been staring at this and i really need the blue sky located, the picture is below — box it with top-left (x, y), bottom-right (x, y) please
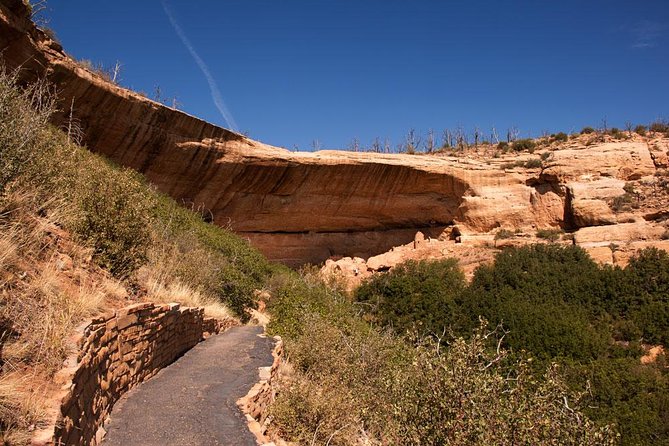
top-left (47, 0), bottom-right (668, 150)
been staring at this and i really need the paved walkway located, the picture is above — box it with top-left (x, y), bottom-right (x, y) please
top-left (103, 325), bottom-right (274, 446)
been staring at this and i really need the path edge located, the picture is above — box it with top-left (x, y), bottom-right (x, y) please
top-left (237, 334), bottom-right (294, 446)
top-left (32, 302), bottom-right (234, 446)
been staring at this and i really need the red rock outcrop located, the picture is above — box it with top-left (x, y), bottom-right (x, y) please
top-left (1, 1), bottom-right (667, 269)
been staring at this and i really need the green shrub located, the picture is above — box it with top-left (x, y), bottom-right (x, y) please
top-left (74, 173), bottom-right (151, 278)
top-left (622, 248), bottom-right (669, 345)
top-left (344, 243), bottom-right (669, 444)
top-left (269, 272), bottom-right (617, 445)
top-left (494, 228), bottom-right (515, 240)
top-left (500, 160), bottom-right (525, 170)
top-left (634, 125), bottom-right (647, 136)
top-left (512, 138), bottom-right (536, 152)
top-left (524, 158), bottom-right (543, 168)
top-left (536, 228), bottom-right (563, 241)
top-left (388, 328), bottom-right (618, 446)
top-left (268, 268), bottom-right (354, 340)
top-left (0, 69), bottom-right (55, 189)
top-left (581, 126), bottom-right (596, 134)
top-left (650, 121), bottom-right (669, 134)
top-left (565, 357), bottom-right (669, 446)
top-left (461, 245), bottom-right (611, 361)
top-left (497, 141), bottom-right (509, 151)
top-left (553, 132), bottom-right (569, 142)
top-left (611, 193), bottom-right (635, 212)
top-left (143, 192), bottom-right (273, 320)
top-left (610, 128), bottom-right (624, 139)
top-left (355, 259), bottom-right (466, 337)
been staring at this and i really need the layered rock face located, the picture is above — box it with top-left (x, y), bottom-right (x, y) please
top-left (0, 1), bottom-right (554, 265)
top-left (1, 1), bottom-right (667, 269)
top-left (325, 135), bottom-right (669, 288)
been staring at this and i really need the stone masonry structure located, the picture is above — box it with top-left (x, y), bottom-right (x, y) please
top-left (33, 302), bottom-right (225, 446)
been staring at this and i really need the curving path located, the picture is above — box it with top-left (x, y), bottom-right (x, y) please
top-left (102, 325), bottom-right (274, 446)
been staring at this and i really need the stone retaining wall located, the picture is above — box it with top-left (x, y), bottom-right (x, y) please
top-left (237, 337), bottom-right (289, 446)
top-left (35, 302), bottom-right (227, 446)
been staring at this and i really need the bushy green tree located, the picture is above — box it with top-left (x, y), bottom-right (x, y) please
top-left (566, 357), bottom-right (669, 446)
top-left (621, 248), bottom-right (669, 345)
top-left (512, 138), bottom-right (536, 152)
top-left (460, 245), bottom-right (611, 360)
top-left (356, 259), bottom-right (466, 336)
top-left (270, 272), bottom-right (617, 445)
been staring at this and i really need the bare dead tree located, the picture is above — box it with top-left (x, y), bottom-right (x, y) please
top-left (425, 129), bottom-right (435, 153)
top-left (404, 129), bottom-right (421, 154)
top-left (507, 126), bottom-right (519, 143)
top-left (625, 121), bottom-right (633, 136)
top-left (29, 0), bottom-right (48, 17)
top-left (384, 137), bottom-right (391, 153)
top-left (491, 126), bottom-right (500, 144)
top-left (601, 116), bottom-right (608, 133)
top-left (65, 97), bottom-right (84, 145)
top-left (441, 129), bottom-right (448, 148)
top-left (66, 96), bottom-right (74, 143)
top-left (473, 126), bottom-right (481, 148)
top-left (30, 0), bottom-right (50, 27)
top-left (455, 126), bottom-right (467, 150)
top-left (348, 137), bottom-right (360, 152)
top-left (311, 139), bottom-right (322, 151)
top-left (153, 85), bottom-right (162, 103)
top-left (371, 137), bottom-right (382, 153)
top-left (111, 61), bottom-right (122, 84)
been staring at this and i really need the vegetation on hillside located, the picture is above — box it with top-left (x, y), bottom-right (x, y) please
top-left (0, 66), bottom-right (274, 443)
top-left (267, 268), bottom-right (618, 445)
top-left (355, 245), bottom-right (669, 445)
top-left (335, 118), bottom-right (669, 154)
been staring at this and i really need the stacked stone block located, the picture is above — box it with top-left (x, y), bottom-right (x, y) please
top-left (51, 302), bottom-right (222, 446)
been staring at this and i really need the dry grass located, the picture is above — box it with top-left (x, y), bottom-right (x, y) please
top-left (0, 231), bottom-right (18, 274)
top-left (0, 374), bottom-right (45, 445)
top-left (1, 194), bottom-right (109, 371)
top-left (0, 191), bottom-right (117, 442)
top-left (138, 238), bottom-right (235, 321)
top-left (0, 64), bottom-right (259, 443)
top-left (0, 195), bottom-right (231, 439)
top-left (143, 275), bottom-right (233, 321)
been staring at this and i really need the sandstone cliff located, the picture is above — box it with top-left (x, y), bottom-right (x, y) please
top-left (1, 0), bottom-right (668, 270)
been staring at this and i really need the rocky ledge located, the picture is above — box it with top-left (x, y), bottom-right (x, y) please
top-left (1, 0), bottom-right (667, 270)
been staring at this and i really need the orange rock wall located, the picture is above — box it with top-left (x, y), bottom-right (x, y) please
top-left (0, 1), bottom-right (578, 266)
top-left (0, 2), bottom-right (549, 266)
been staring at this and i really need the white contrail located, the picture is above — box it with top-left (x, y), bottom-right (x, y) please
top-left (161, 0), bottom-right (239, 132)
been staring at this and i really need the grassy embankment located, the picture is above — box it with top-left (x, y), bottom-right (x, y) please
top-left (0, 67), bottom-right (282, 444)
